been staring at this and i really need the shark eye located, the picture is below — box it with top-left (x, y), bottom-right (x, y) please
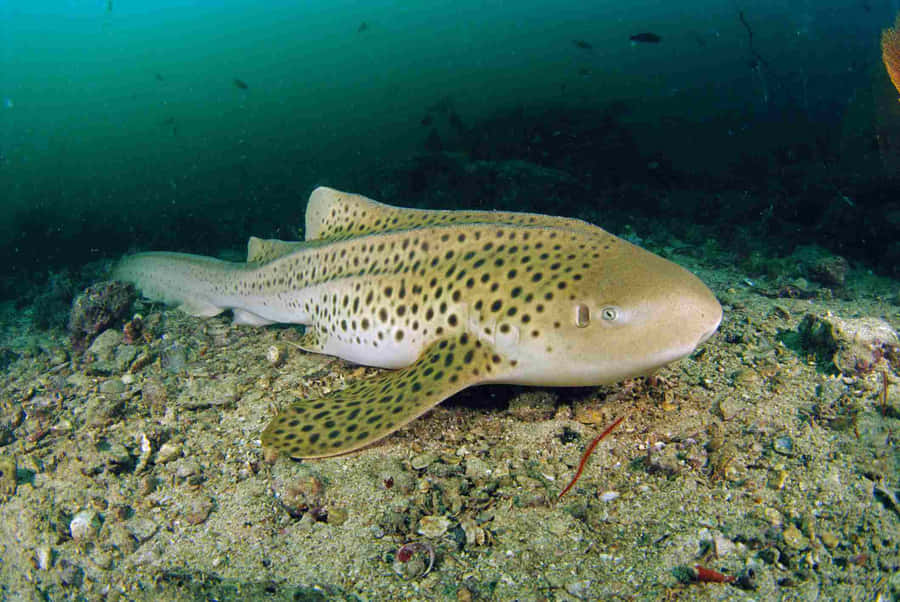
top-left (600, 306), bottom-right (619, 321)
top-left (574, 304), bottom-right (590, 328)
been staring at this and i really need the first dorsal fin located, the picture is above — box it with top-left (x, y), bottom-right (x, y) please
top-left (304, 186), bottom-right (607, 241)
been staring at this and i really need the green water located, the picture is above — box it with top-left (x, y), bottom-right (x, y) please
top-left (0, 0), bottom-right (896, 288)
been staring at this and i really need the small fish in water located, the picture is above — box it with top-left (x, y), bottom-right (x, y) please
top-left (448, 111), bottom-right (465, 135)
top-left (107, 0), bottom-right (113, 13)
top-left (420, 114), bottom-right (433, 127)
top-left (573, 39), bottom-right (593, 50)
top-left (357, 22), bottom-right (368, 33)
top-left (426, 96), bottom-right (454, 114)
top-left (233, 78), bottom-right (249, 90)
top-left (159, 117), bottom-right (177, 137)
top-left (424, 128), bottom-right (442, 153)
top-left (154, 72), bottom-right (165, 82)
top-left (630, 32), bottom-right (662, 44)
top-left (114, 187), bottom-right (722, 459)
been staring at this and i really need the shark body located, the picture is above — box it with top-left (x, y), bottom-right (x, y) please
top-left (114, 187), bottom-right (722, 458)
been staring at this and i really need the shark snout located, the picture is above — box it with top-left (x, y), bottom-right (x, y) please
top-left (679, 278), bottom-right (723, 352)
top-left (697, 314), bottom-right (722, 346)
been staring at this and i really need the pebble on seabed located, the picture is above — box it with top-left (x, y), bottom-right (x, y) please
top-left (70, 510), bottom-right (101, 542)
top-left (773, 435), bottom-right (794, 456)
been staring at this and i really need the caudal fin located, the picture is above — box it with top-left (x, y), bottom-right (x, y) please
top-left (112, 252), bottom-right (239, 317)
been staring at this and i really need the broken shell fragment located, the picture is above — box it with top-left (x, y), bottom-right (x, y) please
top-left (393, 541), bottom-right (435, 579)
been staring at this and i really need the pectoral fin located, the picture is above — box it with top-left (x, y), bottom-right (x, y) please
top-left (262, 333), bottom-right (504, 459)
top-left (232, 309), bottom-right (276, 326)
top-left (177, 299), bottom-right (225, 317)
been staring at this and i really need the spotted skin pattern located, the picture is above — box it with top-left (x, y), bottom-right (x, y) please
top-left (114, 187), bottom-right (722, 459)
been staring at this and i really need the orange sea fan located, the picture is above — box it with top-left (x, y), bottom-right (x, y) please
top-left (883, 13), bottom-right (900, 97)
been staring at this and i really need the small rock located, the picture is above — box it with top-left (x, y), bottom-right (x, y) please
top-left (820, 531), bottom-right (839, 549)
top-left (460, 516), bottom-right (486, 546)
top-left (730, 369), bottom-right (759, 388)
top-left (764, 507), bottom-right (783, 527)
top-left (107, 524), bottom-right (138, 555)
top-left (100, 441), bottom-right (134, 474)
top-left (135, 432), bottom-right (153, 473)
top-left (70, 510), bottom-right (101, 542)
top-left (378, 510), bottom-right (409, 534)
top-left (69, 281), bottom-right (135, 351)
top-left (714, 535), bottom-right (737, 557)
top-left (598, 491), bottom-right (619, 502)
top-left (88, 329), bottom-right (123, 358)
top-left (84, 395), bottom-right (126, 428)
top-left (327, 506), bottom-right (349, 526)
top-left (57, 558), bottom-right (83, 587)
top-left (464, 457), bottom-right (491, 482)
top-left (810, 255), bottom-right (849, 287)
top-left (410, 452), bottom-right (437, 470)
top-left (34, 545), bottom-right (52, 570)
top-left (783, 524), bottom-right (809, 550)
top-left (0, 455), bottom-right (16, 498)
top-left (184, 497), bottom-right (214, 525)
top-left (717, 395), bottom-right (747, 421)
top-left (176, 378), bottom-right (240, 409)
top-left (99, 379), bottom-right (126, 396)
top-left (767, 469), bottom-right (788, 490)
top-left (418, 515), bottom-right (452, 538)
top-left (161, 343), bottom-right (188, 373)
top-left (773, 436), bottom-right (794, 456)
top-left (139, 475), bottom-right (157, 496)
top-left (156, 442), bottom-right (182, 464)
top-left (90, 549), bottom-right (113, 570)
top-left (129, 350), bottom-right (153, 373)
top-left (174, 459), bottom-right (202, 479)
top-left (800, 313), bottom-right (899, 375)
top-left (566, 579), bottom-right (592, 599)
top-left (141, 378), bottom-right (169, 410)
top-left (545, 515), bottom-right (571, 537)
top-left (266, 345), bottom-right (285, 367)
top-left (113, 345), bottom-right (139, 373)
top-left (270, 463), bottom-right (325, 518)
top-left (127, 518), bottom-right (159, 543)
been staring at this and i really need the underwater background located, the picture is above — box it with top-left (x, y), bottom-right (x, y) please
top-left (2, 0), bottom-right (900, 299)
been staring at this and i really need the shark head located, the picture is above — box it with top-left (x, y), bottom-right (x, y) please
top-left (497, 237), bottom-right (722, 387)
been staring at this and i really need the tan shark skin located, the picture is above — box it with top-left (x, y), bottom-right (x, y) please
top-left (113, 187), bottom-right (722, 458)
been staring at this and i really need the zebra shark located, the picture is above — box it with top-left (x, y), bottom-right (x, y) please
top-left (113, 187), bottom-right (722, 458)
